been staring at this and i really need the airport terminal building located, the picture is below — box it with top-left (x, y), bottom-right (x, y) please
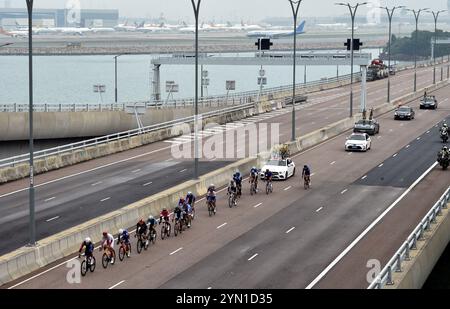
top-left (0, 8), bottom-right (119, 28)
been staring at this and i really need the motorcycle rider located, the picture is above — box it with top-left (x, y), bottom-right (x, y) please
top-left (440, 123), bottom-right (449, 141)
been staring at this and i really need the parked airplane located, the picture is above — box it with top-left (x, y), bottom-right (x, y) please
top-left (114, 21), bottom-right (137, 32)
top-left (0, 27), bottom-right (27, 38)
top-left (247, 20), bottom-right (306, 38)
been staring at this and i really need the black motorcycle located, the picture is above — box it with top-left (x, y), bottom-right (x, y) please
top-left (437, 151), bottom-right (449, 170)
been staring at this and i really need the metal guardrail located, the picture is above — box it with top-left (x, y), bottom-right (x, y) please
top-left (0, 72), bottom-right (359, 112)
top-left (0, 102), bottom-right (256, 169)
top-left (368, 186), bottom-right (450, 289)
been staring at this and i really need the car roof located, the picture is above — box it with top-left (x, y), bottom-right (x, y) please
top-left (398, 106), bottom-right (412, 109)
top-left (350, 133), bottom-right (366, 137)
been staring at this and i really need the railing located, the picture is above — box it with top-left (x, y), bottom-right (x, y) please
top-left (368, 186), bottom-right (450, 289)
top-left (0, 72), bottom-right (359, 113)
top-left (0, 102), bottom-right (255, 169)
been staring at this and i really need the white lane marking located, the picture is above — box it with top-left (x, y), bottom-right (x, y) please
top-left (169, 247), bottom-right (183, 256)
top-left (378, 163), bottom-right (384, 168)
top-left (348, 152), bottom-right (352, 155)
top-left (132, 169), bottom-right (141, 173)
top-left (143, 181), bottom-right (153, 186)
top-left (217, 222), bottom-right (227, 229)
top-left (284, 186), bottom-right (292, 191)
top-left (248, 253), bottom-right (258, 261)
top-left (341, 189), bottom-right (348, 195)
top-left (0, 145), bottom-right (173, 200)
top-left (306, 161), bottom-right (438, 289)
top-left (207, 287), bottom-right (212, 289)
top-left (427, 131), bottom-right (430, 134)
top-left (393, 153), bottom-right (398, 157)
top-left (253, 203), bottom-right (262, 208)
top-left (165, 158), bottom-right (173, 162)
top-left (405, 145), bottom-right (410, 149)
top-left (179, 169), bottom-right (187, 173)
top-left (91, 181), bottom-right (102, 186)
top-left (400, 123), bottom-right (404, 127)
top-left (44, 197), bottom-right (55, 202)
top-left (389, 129), bottom-right (393, 132)
top-left (46, 216), bottom-right (59, 222)
top-left (108, 280), bottom-right (125, 289)
top-left (330, 161), bottom-right (336, 165)
top-left (286, 227), bottom-right (295, 234)
top-left (417, 137), bottom-right (421, 140)
top-left (361, 175), bottom-right (367, 180)
top-left (100, 197), bottom-right (111, 202)
top-left (377, 136), bottom-right (381, 139)
top-left (316, 207), bottom-right (323, 213)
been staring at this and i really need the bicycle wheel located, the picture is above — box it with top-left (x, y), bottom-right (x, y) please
top-left (101, 253), bottom-right (109, 269)
top-left (174, 222), bottom-right (179, 236)
top-left (89, 256), bottom-right (96, 273)
top-left (228, 195), bottom-right (233, 208)
top-left (144, 238), bottom-right (149, 250)
top-left (136, 239), bottom-right (143, 254)
top-left (250, 183), bottom-right (254, 195)
top-left (208, 203), bottom-right (213, 217)
top-left (80, 260), bottom-right (87, 276)
top-left (119, 246), bottom-right (125, 261)
top-left (161, 225), bottom-right (166, 240)
top-left (151, 230), bottom-right (157, 244)
top-left (167, 223), bottom-right (171, 237)
top-left (191, 208), bottom-right (196, 220)
top-left (266, 183), bottom-right (269, 195)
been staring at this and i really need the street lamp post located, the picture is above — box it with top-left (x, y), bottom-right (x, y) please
top-left (113, 53), bottom-right (128, 103)
top-left (191, 0), bottom-right (201, 179)
top-left (26, 0), bottom-right (36, 246)
top-left (380, 5), bottom-right (404, 103)
top-left (336, 2), bottom-right (367, 118)
top-left (429, 10), bottom-right (446, 85)
top-left (406, 8), bottom-right (429, 92)
top-left (288, 0), bottom-right (303, 142)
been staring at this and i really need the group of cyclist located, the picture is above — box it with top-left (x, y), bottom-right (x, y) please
top-left (78, 162), bottom-right (312, 267)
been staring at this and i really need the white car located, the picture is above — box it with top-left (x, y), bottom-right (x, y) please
top-left (345, 133), bottom-right (372, 152)
top-left (259, 158), bottom-right (296, 180)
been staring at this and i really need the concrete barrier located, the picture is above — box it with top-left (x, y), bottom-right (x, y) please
top-left (386, 203), bottom-right (450, 289)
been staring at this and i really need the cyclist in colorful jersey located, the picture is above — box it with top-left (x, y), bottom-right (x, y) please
top-left (100, 231), bottom-right (115, 264)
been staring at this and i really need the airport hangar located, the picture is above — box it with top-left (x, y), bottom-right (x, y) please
top-left (0, 8), bottom-right (118, 28)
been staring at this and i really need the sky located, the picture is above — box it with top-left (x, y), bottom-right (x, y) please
top-left (3, 0), bottom-right (448, 21)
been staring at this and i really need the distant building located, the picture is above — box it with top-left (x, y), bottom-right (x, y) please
top-left (0, 8), bottom-right (118, 28)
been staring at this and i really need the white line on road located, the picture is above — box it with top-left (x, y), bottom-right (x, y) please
top-left (44, 197), bottom-right (55, 202)
top-left (100, 197), bottom-right (111, 202)
top-left (108, 280), bottom-right (125, 289)
top-left (316, 207), bottom-right (323, 213)
top-left (143, 182), bottom-right (153, 186)
top-left (341, 189), bottom-right (348, 195)
top-left (378, 163), bottom-right (384, 168)
top-left (217, 223), bottom-right (228, 229)
top-left (427, 131), bottom-right (430, 134)
top-left (311, 173), bottom-right (316, 176)
top-left (286, 227), bottom-right (295, 234)
top-left (131, 169), bottom-right (141, 173)
top-left (348, 152), bottom-right (352, 155)
top-left (361, 175), bottom-right (367, 180)
top-left (179, 169), bottom-right (187, 173)
top-left (417, 137), bottom-right (421, 140)
top-left (91, 181), bottom-right (102, 186)
top-left (46, 216), bottom-right (59, 222)
top-left (248, 253), bottom-right (258, 261)
top-left (170, 247), bottom-right (183, 256)
top-left (405, 145), bottom-right (410, 149)
top-left (253, 203), bottom-right (262, 208)
top-left (207, 287), bottom-right (212, 289)
top-left (306, 161), bottom-right (438, 289)
top-left (284, 186), bottom-right (292, 191)
top-left (330, 161), bottom-right (336, 165)
top-left (377, 136), bottom-right (381, 139)
top-left (393, 153), bottom-right (398, 157)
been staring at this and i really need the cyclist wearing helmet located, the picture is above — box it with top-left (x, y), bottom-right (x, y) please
top-left (173, 203), bottom-right (184, 223)
top-left (117, 229), bottom-right (131, 257)
top-left (228, 179), bottom-right (237, 195)
top-left (182, 203), bottom-right (193, 228)
top-left (186, 191), bottom-right (196, 208)
top-left (302, 165), bottom-right (311, 186)
top-left (160, 208), bottom-right (170, 224)
top-left (100, 231), bottom-right (115, 264)
top-left (264, 169), bottom-right (273, 182)
top-left (233, 171), bottom-right (242, 196)
top-left (147, 215), bottom-right (158, 236)
top-left (78, 237), bottom-right (94, 259)
top-left (135, 218), bottom-right (148, 240)
top-left (207, 184), bottom-right (216, 213)
top-left (249, 166), bottom-right (259, 191)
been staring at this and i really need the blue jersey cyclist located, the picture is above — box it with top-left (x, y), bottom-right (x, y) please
top-left (78, 237), bottom-right (94, 258)
top-left (264, 169), bottom-right (273, 181)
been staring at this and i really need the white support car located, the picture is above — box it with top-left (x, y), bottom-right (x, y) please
top-left (345, 133), bottom-right (372, 152)
top-left (260, 158), bottom-right (296, 180)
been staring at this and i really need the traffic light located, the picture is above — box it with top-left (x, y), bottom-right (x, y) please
top-left (353, 38), bottom-right (363, 51)
top-left (255, 38), bottom-right (273, 50)
top-left (344, 38), bottom-right (363, 51)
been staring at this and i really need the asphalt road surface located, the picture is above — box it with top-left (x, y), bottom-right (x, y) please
top-left (0, 62), bottom-right (446, 256)
top-left (5, 75), bottom-right (450, 289)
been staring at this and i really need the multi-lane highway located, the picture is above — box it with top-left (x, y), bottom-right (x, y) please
top-left (4, 63), bottom-right (450, 289)
top-left (0, 62), bottom-right (447, 256)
